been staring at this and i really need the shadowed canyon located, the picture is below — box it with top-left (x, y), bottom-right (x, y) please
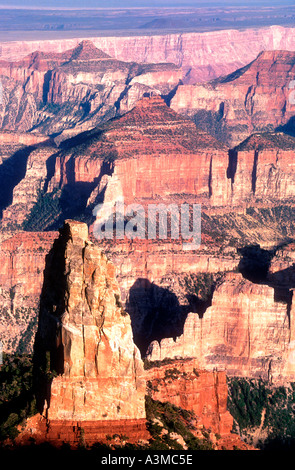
top-left (1, 22), bottom-right (295, 452)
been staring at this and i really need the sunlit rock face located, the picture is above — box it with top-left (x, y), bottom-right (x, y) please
top-left (171, 51), bottom-right (295, 147)
top-left (147, 271), bottom-right (295, 384)
top-left (34, 219), bottom-right (146, 422)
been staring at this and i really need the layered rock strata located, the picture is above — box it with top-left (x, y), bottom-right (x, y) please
top-left (47, 95), bottom-right (231, 210)
top-left (34, 220), bottom-right (146, 423)
top-left (0, 40), bottom-right (182, 136)
top-left (147, 272), bottom-right (295, 383)
top-left (1, 25), bottom-right (295, 83)
top-left (0, 231), bottom-right (57, 353)
top-left (3, 96), bottom-right (295, 240)
top-left (171, 50), bottom-right (295, 147)
top-left (147, 359), bottom-right (233, 436)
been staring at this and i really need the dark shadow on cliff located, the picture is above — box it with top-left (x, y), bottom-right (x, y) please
top-left (0, 139), bottom-right (56, 221)
top-left (32, 225), bottom-right (70, 415)
top-left (238, 244), bottom-right (295, 329)
top-left (268, 264), bottom-right (295, 289)
top-left (161, 81), bottom-right (182, 107)
top-left (0, 146), bottom-right (35, 219)
top-left (276, 116), bottom-right (295, 137)
top-left (43, 158), bottom-right (114, 231)
top-left (125, 278), bottom-right (213, 357)
top-left (238, 244), bottom-right (275, 283)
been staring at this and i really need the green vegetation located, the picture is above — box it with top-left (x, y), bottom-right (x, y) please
top-left (164, 368), bottom-right (181, 381)
top-left (143, 357), bottom-right (192, 370)
top-left (227, 378), bottom-right (268, 430)
top-left (16, 313), bottom-right (38, 355)
top-left (45, 103), bottom-right (63, 114)
top-left (235, 132), bottom-right (295, 152)
top-left (227, 377), bottom-right (295, 450)
top-left (181, 272), bottom-right (219, 302)
top-left (145, 396), bottom-right (213, 450)
top-left (23, 189), bottom-right (61, 231)
top-left (201, 204), bottom-right (295, 248)
top-left (0, 354), bottom-right (36, 442)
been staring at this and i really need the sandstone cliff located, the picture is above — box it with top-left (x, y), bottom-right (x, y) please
top-left (0, 40), bottom-right (182, 137)
top-left (171, 50), bottom-right (295, 147)
top-left (1, 25), bottom-right (295, 84)
top-left (0, 231), bottom-right (57, 354)
top-left (46, 95), bottom-right (230, 213)
top-left (147, 271), bottom-right (295, 383)
top-left (146, 359), bottom-right (233, 436)
top-left (229, 133), bottom-right (295, 205)
top-left (15, 221), bottom-right (243, 449)
top-left (2, 97), bottom-right (295, 364)
top-left (34, 219), bottom-right (146, 422)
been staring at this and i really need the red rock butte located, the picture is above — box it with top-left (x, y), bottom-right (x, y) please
top-left (22, 219), bottom-right (148, 446)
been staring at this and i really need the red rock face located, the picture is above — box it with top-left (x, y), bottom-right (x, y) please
top-left (147, 272), bottom-right (295, 383)
top-left (34, 220), bottom-right (146, 422)
top-left (171, 50), bottom-right (295, 147)
top-left (230, 134), bottom-right (295, 205)
top-left (47, 96), bottom-right (295, 215)
top-left (1, 25), bottom-right (295, 83)
top-left (147, 359), bottom-right (233, 435)
top-left (48, 96), bottom-right (230, 208)
top-left (16, 414), bottom-right (150, 448)
top-left (0, 231), bottom-right (57, 353)
top-left (0, 131), bottom-right (49, 147)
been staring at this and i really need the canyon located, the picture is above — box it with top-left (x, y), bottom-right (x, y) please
top-left (1, 93), bottom-right (295, 365)
top-left (0, 40), bottom-right (181, 138)
top-left (1, 25), bottom-right (295, 84)
top-left (1, 26), bottom-right (295, 450)
top-left (15, 220), bottom-right (248, 450)
top-left (171, 50), bottom-right (295, 147)
top-left (147, 270), bottom-right (295, 383)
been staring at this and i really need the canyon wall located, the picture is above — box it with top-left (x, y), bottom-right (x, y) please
top-left (0, 41), bottom-right (182, 136)
top-left (2, 96), bottom-right (295, 360)
top-left (16, 221), bottom-right (243, 449)
top-left (1, 25), bottom-right (295, 83)
top-left (47, 96), bottom-right (231, 210)
top-left (171, 50), bottom-right (295, 147)
top-left (0, 231), bottom-right (57, 353)
top-left (45, 97), bottom-right (295, 215)
top-left (147, 359), bottom-right (233, 436)
top-left (147, 271), bottom-right (295, 383)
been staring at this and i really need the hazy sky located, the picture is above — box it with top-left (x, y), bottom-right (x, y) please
top-left (0, 0), bottom-right (293, 8)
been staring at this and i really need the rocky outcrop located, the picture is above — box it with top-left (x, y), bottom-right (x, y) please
top-left (0, 40), bottom-right (182, 137)
top-left (171, 50), bottom-right (295, 147)
top-left (34, 220), bottom-right (146, 423)
top-left (1, 144), bottom-right (57, 229)
top-left (1, 25), bottom-right (295, 84)
top-left (47, 95), bottom-right (230, 211)
top-left (0, 135), bottom-right (56, 231)
top-left (44, 97), bottom-right (295, 220)
top-left (229, 133), bottom-right (295, 205)
top-left (147, 271), bottom-right (295, 383)
top-left (2, 69), bottom-right (295, 236)
top-left (147, 359), bottom-right (233, 436)
top-left (0, 75), bottom-right (37, 132)
top-left (0, 231), bottom-right (57, 353)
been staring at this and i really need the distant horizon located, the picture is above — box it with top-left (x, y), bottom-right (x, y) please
top-left (0, 0), bottom-right (293, 9)
top-left (0, 0), bottom-right (293, 42)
